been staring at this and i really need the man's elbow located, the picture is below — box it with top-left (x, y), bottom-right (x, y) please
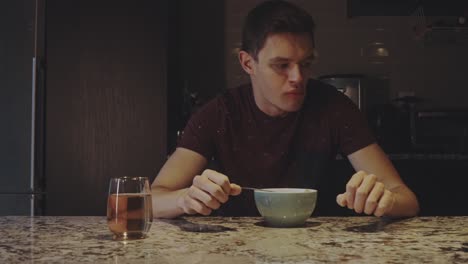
top-left (387, 186), bottom-right (420, 218)
top-left (400, 191), bottom-right (420, 218)
top-left (410, 194), bottom-right (420, 217)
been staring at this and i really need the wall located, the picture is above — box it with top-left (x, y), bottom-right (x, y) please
top-left (225, 0), bottom-right (468, 109)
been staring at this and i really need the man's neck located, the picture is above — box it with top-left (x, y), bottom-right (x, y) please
top-left (251, 83), bottom-right (288, 118)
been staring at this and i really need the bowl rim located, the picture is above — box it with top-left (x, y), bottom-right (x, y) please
top-left (254, 188), bottom-right (317, 194)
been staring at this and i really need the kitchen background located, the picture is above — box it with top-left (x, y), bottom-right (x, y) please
top-left (227, 0), bottom-right (468, 109)
top-left (1, 0), bottom-right (467, 216)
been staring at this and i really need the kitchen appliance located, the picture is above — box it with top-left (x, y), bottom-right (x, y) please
top-left (0, 0), bottom-right (44, 215)
top-left (410, 109), bottom-right (468, 154)
top-left (318, 74), bottom-right (412, 153)
top-left (318, 74), bottom-right (390, 112)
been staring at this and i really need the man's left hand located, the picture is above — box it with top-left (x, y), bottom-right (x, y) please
top-left (336, 171), bottom-right (395, 217)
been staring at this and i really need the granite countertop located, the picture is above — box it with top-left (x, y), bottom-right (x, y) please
top-left (0, 216), bottom-right (467, 263)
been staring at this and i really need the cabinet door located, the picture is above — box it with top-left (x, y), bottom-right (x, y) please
top-left (45, 0), bottom-right (168, 215)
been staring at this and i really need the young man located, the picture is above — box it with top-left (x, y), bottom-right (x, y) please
top-left (151, 0), bottom-right (419, 218)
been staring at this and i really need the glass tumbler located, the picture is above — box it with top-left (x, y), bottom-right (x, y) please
top-left (107, 176), bottom-right (153, 240)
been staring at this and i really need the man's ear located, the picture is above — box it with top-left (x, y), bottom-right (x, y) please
top-left (238, 50), bottom-right (255, 75)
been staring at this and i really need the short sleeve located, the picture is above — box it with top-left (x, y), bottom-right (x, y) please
top-left (333, 92), bottom-right (376, 155)
top-left (177, 98), bottom-right (219, 159)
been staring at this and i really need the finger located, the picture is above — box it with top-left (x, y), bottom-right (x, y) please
top-left (179, 194), bottom-right (204, 215)
top-left (187, 186), bottom-right (221, 210)
top-left (346, 171), bottom-right (366, 209)
top-left (204, 169), bottom-right (232, 194)
top-left (177, 189), bottom-right (193, 214)
top-left (185, 196), bottom-right (212, 216)
top-left (374, 190), bottom-right (394, 217)
top-left (364, 182), bottom-right (385, 215)
top-left (354, 174), bottom-right (377, 213)
top-left (229, 183), bottom-right (242, 196)
top-left (193, 175), bottom-right (229, 203)
top-left (336, 193), bottom-right (347, 207)
top-left (183, 206), bottom-right (197, 215)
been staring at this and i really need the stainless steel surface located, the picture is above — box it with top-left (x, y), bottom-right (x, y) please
top-left (0, 0), bottom-right (41, 216)
top-left (30, 57), bottom-right (36, 217)
top-left (317, 74), bottom-right (389, 112)
top-left (319, 75), bottom-right (362, 109)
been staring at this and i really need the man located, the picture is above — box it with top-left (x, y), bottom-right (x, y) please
top-left (151, 0), bottom-right (419, 218)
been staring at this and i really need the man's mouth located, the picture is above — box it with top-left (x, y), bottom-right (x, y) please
top-left (284, 91), bottom-right (304, 96)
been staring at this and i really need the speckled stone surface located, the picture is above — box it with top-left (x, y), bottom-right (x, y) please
top-left (0, 216), bottom-right (467, 263)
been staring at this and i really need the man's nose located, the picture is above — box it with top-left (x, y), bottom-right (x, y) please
top-left (288, 64), bottom-right (303, 83)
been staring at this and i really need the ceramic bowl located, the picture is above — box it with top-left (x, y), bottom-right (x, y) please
top-left (254, 188), bottom-right (317, 227)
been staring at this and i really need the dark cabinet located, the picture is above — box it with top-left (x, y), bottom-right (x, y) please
top-left (44, 0), bottom-right (168, 215)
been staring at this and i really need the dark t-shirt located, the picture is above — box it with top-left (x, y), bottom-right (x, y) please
top-left (178, 79), bottom-right (376, 216)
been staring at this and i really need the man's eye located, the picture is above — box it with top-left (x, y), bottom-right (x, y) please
top-left (300, 61), bottom-right (312, 68)
top-left (274, 63), bottom-right (289, 70)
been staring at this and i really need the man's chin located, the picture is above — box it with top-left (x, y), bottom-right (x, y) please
top-left (283, 101), bottom-right (304, 112)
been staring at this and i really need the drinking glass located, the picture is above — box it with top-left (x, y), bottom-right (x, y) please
top-left (107, 176), bottom-right (153, 240)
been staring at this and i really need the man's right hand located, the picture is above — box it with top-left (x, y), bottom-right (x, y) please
top-left (176, 169), bottom-right (242, 216)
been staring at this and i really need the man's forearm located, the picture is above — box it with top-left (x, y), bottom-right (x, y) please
top-left (385, 185), bottom-right (420, 218)
top-left (151, 187), bottom-right (187, 219)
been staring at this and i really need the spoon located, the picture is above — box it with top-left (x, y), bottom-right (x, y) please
top-left (242, 187), bottom-right (275, 192)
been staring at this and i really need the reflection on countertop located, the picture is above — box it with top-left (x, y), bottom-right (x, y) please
top-left (0, 216), bottom-right (467, 263)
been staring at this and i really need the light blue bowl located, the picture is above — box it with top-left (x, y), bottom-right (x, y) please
top-left (254, 188), bottom-right (317, 227)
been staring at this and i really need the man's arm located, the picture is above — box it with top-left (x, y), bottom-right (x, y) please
top-left (336, 143), bottom-right (420, 218)
top-left (151, 147), bottom-right (241, 219)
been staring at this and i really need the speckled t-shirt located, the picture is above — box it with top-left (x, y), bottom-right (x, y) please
top-left (178, 79), bottom-right (376, 216)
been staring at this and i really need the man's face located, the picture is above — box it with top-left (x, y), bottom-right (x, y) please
top-left (248, 33), bottom-right (315, 117)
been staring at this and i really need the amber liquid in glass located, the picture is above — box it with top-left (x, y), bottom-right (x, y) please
top-left (107, 193), bottom-right (153, 240)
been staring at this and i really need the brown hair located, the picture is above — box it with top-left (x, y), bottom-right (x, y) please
top-left (241, 0), bottom-right (316, 60)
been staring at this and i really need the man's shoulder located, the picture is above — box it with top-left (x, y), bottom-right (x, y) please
top-left (220, 83), bottom-right (251, 100)
top-left (303, 78), bottom-right (359, 118)
top-left (305, 78), bottom-right (343, 105)
top-left (195, 83), bottom-right (250, 116)
top-left (215, 83), bottom-right (251, 111)
top-left (306, 78), bottom-right (339, 96)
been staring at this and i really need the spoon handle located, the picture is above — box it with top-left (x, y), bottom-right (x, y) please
top-left (242, 187), bottom-right (273, 192)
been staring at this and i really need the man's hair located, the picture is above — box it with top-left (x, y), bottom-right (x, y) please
top-left (241, 0), bottom-right (316, 60)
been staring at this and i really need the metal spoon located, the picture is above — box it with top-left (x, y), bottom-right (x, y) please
top-left (242, 187), bottom-right (275, 192)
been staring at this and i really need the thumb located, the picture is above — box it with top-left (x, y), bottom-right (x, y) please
top-left (229, 183), bottom-right (242, 196)
top-left (336, 193), bottom-right (348, 207)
